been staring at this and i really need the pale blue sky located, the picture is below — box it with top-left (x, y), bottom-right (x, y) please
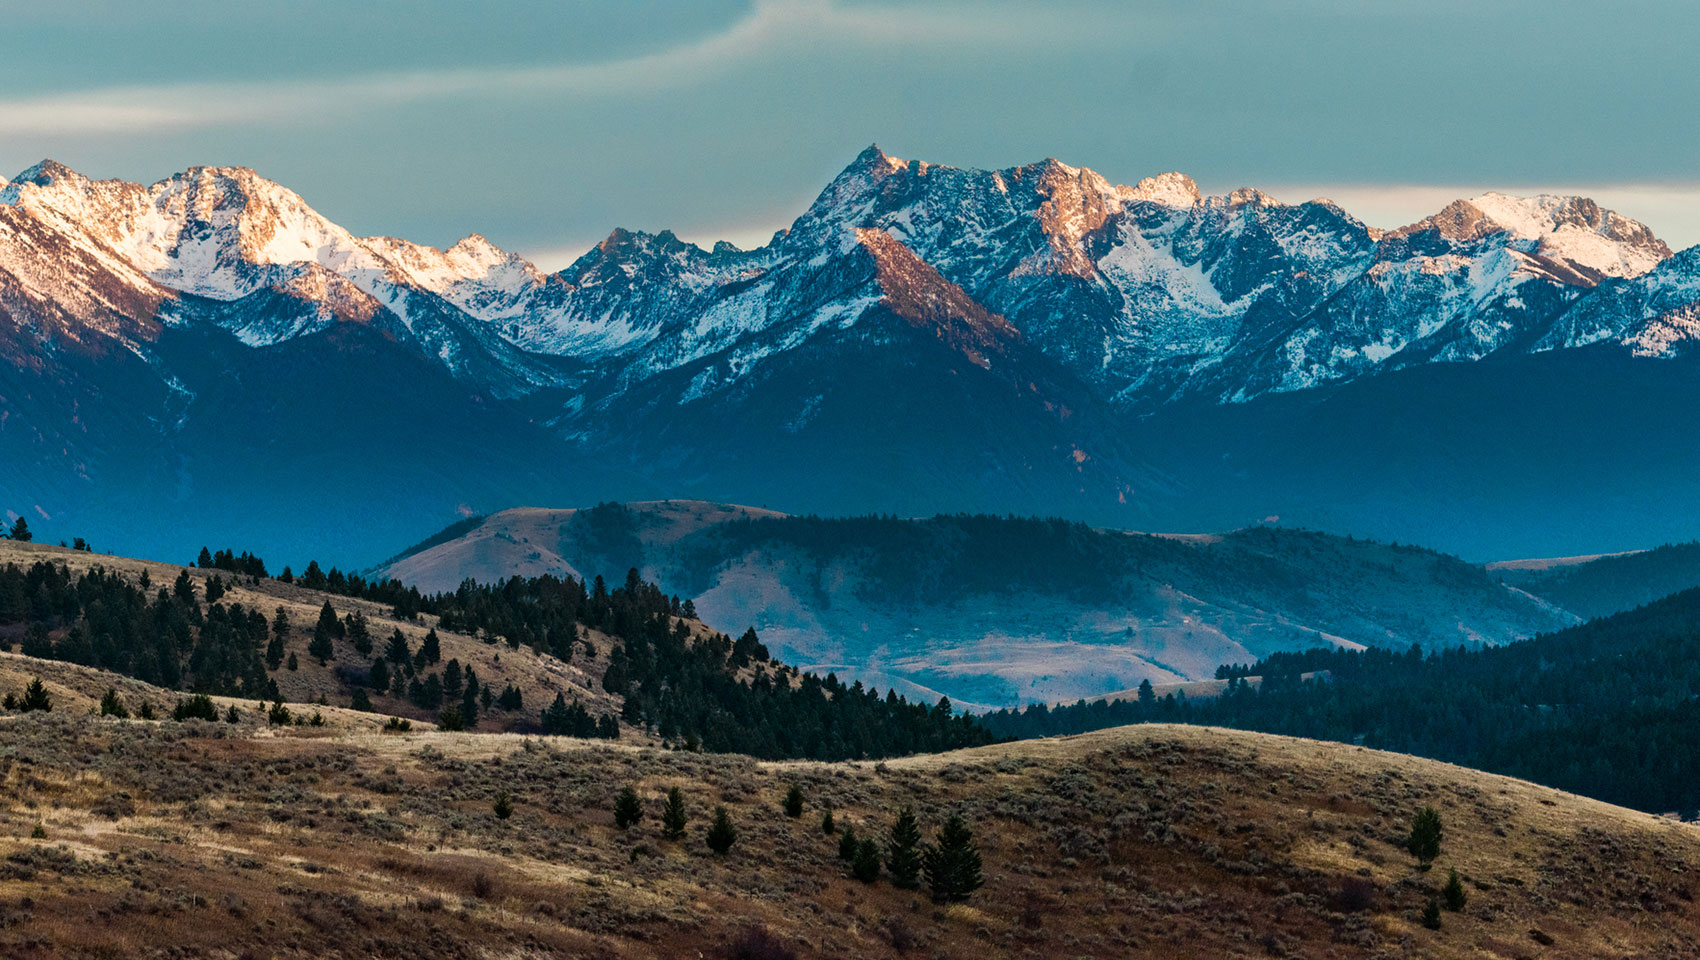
top-left (4, 0), bottom-right (1697, 267)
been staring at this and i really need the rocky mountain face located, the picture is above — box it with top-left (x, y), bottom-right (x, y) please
top-left (5, 148), bottom-right (1700, 564)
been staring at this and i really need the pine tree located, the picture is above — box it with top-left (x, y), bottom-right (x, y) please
top-left (369, 657), bottom-right (390, 692)
top-left (784, 783), bottom-right (805, 818)
top-left (1421, 897), bottom-right (1443, 929)
top-left (614, 786), bottom-right (644, 829)
top-left (885, 805), bottom-right (923, 890)
top-left (350, 688), bottom-right (373, 712)
top-left (348, 612), bottom-right (372, 657)
top-left (662, 787), bottom-right (688, 840)
top-left (493, 792), bottom-right (513, 820)
top-left (98, 687), bottom-right (128, 718)
top-left (265, 631), bottom-right (286, 671)
top-left (852, 837), bottom-right (882, 883)
top-left (137, 700), bottom-right (157, 721)
top-left (821, 808), bottom-right (836, 835)
top-left (224, 704), bottom-right (240, 724)
top-left (1442, 866), bottom-right (1468, 911)
top-left (268, 700), bottom-right (291, 725)
top-left (286, 652), bottom-right (299, 671)
top-left (197, 546), bottom-right (214, 568)
top-left (838, 823), bottom-right (859, 861)
top-left (706, 805), bottom-right (737, 854)
top-left (8, 517), bottom-right (32, 542)
top-left (385, 629), bottom-right (411, 664)
top-left (923, 813), bottom-right (983, 902)
top-left (419, 628), bottom-right (441, 664)
top-left (439, 706), bottom-right (464, 731)
top-left (1407, 807), bottom-right (1443, 869)
top-left (20, 677), bottom-right (51, 712)
top-left (309, 601), bottom-right (340, 664)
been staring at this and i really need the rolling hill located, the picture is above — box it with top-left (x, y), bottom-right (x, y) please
top-left (0, 706), bottom-right (1696, 958)
top-left (375, 501), bottom-right (1577, 709)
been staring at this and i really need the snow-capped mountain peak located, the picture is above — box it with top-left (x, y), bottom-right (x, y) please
top-left (1126, 171), bottom-right (1202, 207)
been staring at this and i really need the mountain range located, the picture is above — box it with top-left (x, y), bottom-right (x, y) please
top-left (6, 148), bottom-right (1700, 564)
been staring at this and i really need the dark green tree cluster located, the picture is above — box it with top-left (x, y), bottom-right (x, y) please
top-left (0, 561), bottom-right (276, 700)
top-left (606, 609), bottom-right (992, 760)
top-left (539, 693), bottom-right (619, 738)
top-left (981, 583), bottom-right (1700, 815)
top-left (834, 805), bottom-right (980, 901)
top-left (2, 677), bottom-right (52, 712)
top-left (196, 547), bottom-right (268, 578)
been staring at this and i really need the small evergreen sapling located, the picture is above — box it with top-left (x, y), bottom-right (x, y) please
top-left (821, 808), bottom-right (836, 835)
top-left (99, 688), bottom-right (128, 718)
top-left (923, 813), bottom-right (983, 902)
top-left (662, 787), bottom-right (688, 840)
top-left (614, 787), bottom-right (644, 830)
top-left (21, 677), bottom-right (51, 712)
top-left (784, 783), bottom-right (805, 818)
top-left (1407, 807), bottom-right (1443, 869)
top-left (1421, 897), bottom-right (1443, 929)
top-left (493, 792), bottom-right (514, 820)
top-left (706, 805), bottom-right (737, 854)
top-left (1442, 867), bottom-right (1468, 911)
top-left (885, 806), bottom-right (923, 890)
top-left (852, 837), bottom-right (882, 883)
top-left (838, 823), bottom-right (859, 861)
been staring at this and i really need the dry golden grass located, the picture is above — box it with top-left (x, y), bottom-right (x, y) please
top-left (0, 539), bottom-right (657, 733)
top-left (0, 703), bottom-right (1695, 959)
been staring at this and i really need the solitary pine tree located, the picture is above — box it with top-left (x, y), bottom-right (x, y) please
top-left (662, 787), bottom-right (688, 840)
top-left (309, 601), bottom-right (341, 664)
top-left (886, 806), bottom-right (923, 890)
top-left (99, 688), bottom-right (128, 718)
top-left (1443, 867), bottom-right (1468, 911)
top-left (838, 823), bottom-right (859, 861)
top-left (614, 786), bottom-right (644, 830)
top-left (8, 517), bottom-right (32, 542)
top-left (706, 806), bottom-right (737, 854)
top-left (21, 677), bottom-right (51, 712)
top-left (1421, 897), bottom-right (1443, 929)
top-left (852, 837), bottom-right (882, 883)
top-left (385, 629), bottom-right (411, 664)
top-left (821, 808), bottom-right (836, 835)
top-left (350, 688), bottom-right (373, 712)
top-left (784, 783), bottom-right (805, 818)
top-left (1407, 807), bottom-right (1443, 869)
top-left (419, 628), bottom-right (441, 664)
top-left (493, 792), bottom-right (513, 820)
top-left (923, 813), bottom-right (983, 902)
top-left (348, 613), bottom-right (373, 657)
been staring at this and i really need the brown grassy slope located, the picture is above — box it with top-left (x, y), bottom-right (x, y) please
top-left (0, 539), bottom-right (667, 731)
top-left (0, 714), bottom-right (1696, 959)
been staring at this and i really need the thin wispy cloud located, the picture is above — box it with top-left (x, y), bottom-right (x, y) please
top-left (0, 0), bottom-right (1081, 136)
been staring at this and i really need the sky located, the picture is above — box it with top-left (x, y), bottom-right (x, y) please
top-left (3, 0), bottom-right (1698, 269)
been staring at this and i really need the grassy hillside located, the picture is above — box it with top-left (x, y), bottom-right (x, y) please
top-left (0, 710), bottom-right (1696, 959)
top-left (0, 539), bottom-right (622, 732)
top-left (984, 580), bottom-right (1700, 814)
top-left (377, 503), bottom-right (1576, 709)
top-left (1498, 540), bottom-right (1700, 619)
